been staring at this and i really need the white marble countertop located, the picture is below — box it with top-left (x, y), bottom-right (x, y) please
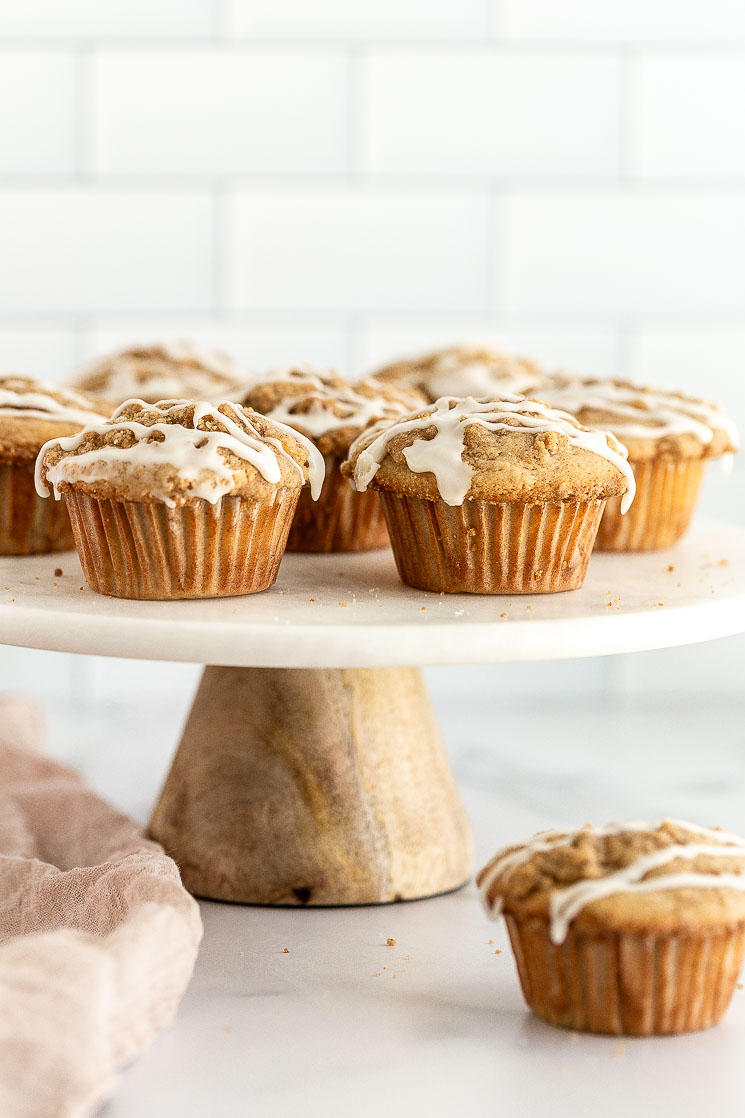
top-left (33, 682), bottom-right (745, 1118)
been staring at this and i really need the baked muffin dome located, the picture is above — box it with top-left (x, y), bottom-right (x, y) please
top-left (240, 367), bottom-right (424, 456)
top-left (479, 819), bottom-right (745, 939)
top-left (372, 345), bottom-right (546, 403)
top-left (72, 340), bottom-right (245, 406)
top-left (0, 375), bottom-right (110, 461)
top-left (238, 369), bottom-right (424, 553)
top-left (36, 398), bottom-right (324, 507)
top-left (344, 394), bottom-right (635, 509)
top-left (538, 375), bottom-right (738, 462)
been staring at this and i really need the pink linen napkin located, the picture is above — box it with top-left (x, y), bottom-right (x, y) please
top-left (0, 696), bottom-right (203, 1118)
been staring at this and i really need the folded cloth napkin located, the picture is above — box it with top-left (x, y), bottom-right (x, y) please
top-left (0, 696), bottom-right (203, 1118)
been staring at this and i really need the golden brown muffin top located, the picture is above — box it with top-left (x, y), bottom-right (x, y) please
top-left (343, 394), bottom-right (635, 508)
top-left (539, 375), bottom-right (738, 462)
top-left (372, 345), bottom-right (546, 403)
top-left (478, 820), bottom-right (745, 939)
top-left (36, 398), bottom-right (325, 507)
top-left (72, 340), bottom-right (244, 405)
top-left (0, 375), bottom-right (111, 463)
top-left (239, 368), bottom-right (424, 457)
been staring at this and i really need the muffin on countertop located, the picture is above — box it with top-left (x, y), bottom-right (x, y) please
top-left (0, 375), bottom-right (110, 554)
top-left (343, 394), bottom-right (635, 593)
top-left (239, 368), bottom-right (423, 552)
top-left (478, 819), bottom-right (745, 1035)
top-left (371, 345), bottom-right (546, 403)
top-left (71, 340), bottom-right (245, 406)
top-left (538, 375), bottom-right (738, 551)
top-left (36, 398), bottom-right (324, 599)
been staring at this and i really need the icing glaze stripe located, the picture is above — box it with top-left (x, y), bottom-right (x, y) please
top-left (0, 386), bottom-right (104, 427)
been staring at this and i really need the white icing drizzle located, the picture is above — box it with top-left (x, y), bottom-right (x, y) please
top-left (35, 399), bottom-right (324, 506)
top-left (540, 377), bottom-right (739, 449)
top-left (0, 382), bottom-right (105, 426)
top-left (422, 353), bottom-right (542, 401)
top-left (349, 395), bottom-right (637, 512)
top-left (256, 372), bottom-right (417, 440)
top-left (76, 340), bottom-right (245, 402)
top-left (93, 363), bottom-right (239, 405)
top-left (478, 819), bottom-right (745, 945)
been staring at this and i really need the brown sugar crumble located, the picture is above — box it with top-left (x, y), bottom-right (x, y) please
top-left (386, 938), bottom-right (396, 947)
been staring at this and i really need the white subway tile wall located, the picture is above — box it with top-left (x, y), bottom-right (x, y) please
top-left (1, 3), bottom-right (744, 705)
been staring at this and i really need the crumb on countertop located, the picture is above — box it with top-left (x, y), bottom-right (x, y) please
top-left (54, 567), bottom-right (63, 577)
top-left (282, 947), bottom-right (289, 954)
top-left (386, 938), bottom-right (396, 946)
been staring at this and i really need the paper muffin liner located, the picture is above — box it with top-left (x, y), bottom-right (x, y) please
top-left (377, 492), bottom-right (605, 594)
top-left (0, 460), bottom-right (75, 555)
top-left (595, 457), bottom-right (707, 552)
top-left (287, 454), bottom-right (389, 553)
top-left (505, 912), bottom-right (745, 1036)
top-left (63, 487), bottom-right (299, 600)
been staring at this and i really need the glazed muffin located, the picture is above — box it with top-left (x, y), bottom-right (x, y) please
top-left (478, 819), bottom-right (745, 1036)
top-left (35, 398), bottom-right (324, 599)
top-left (239, 368), bottom-right (423, 552)
top-left (372, 345), bottom-right (546, 403)
top-left (538, 376), bottom-right (738, 551)
top-left (343, 394), bottom-right (634, 594)
top-left (72, 340), bottom-right (244, 406)
top-left (0, 376), bottom-right (110, 555)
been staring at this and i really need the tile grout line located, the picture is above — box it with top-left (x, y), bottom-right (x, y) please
top-left (345, 45), bottom-right (366, 180)
top-left (210, 184), bottom-right (231, 314)
top-left (485, 188), bottom-right (504, 317)
top-left (617, 45), bottom-right (638, 182)
top-left (73, 44), bottom-right (93, 180)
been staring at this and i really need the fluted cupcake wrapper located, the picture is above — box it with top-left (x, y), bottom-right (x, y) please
top-left (595, 457), bottom-right (707, 552)
top-left (64, 488), bottom-right (299, 600)
top-left (378, 492), bottom-right (605, 594)
top-left (0, 460), bottom-right (75, 555)
top-left (505, 913), bottom-right (745, 1036)
top-left (287, 454), bottom-right (390, 553)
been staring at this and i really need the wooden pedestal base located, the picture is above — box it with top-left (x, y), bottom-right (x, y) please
top-left (148, 666), bottom-right (473, 905)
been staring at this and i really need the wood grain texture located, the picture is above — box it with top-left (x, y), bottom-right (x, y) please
top-left (149, 666), bottom-right (473, 904)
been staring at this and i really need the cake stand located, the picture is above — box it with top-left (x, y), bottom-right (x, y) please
top-left (2, 518), bottom-right (744, 907)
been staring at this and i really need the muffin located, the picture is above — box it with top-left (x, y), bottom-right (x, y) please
top-left (35, 398), bottom-right (324, 600)
top-left (342, 394), bottom-right (635, 594)
top-left (72, 340), bottom-right (244, 406)
top-left (478, 819), bottom-right (745, 1036)
top-left (538, 376), bottom-right (738, 551)
top-left (239, 368), bottom-right (423, 552)
top-left (0, 376), bottom-right (110, 554)
top-left (372, 345), bottom-right (546, 403)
